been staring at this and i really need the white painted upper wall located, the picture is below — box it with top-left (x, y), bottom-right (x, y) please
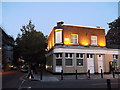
top-left (53, 48), bottom-right (119, 54)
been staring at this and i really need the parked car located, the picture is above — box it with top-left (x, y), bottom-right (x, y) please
top-left (11, 65), bottom-right (17, 70)
top-left (20, 65), bottom-right (28, 73)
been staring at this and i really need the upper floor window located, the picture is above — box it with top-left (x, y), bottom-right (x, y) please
top-left (55, 29), bottom-right (63, 44)
top-left (70, 34), bottom-right (78, 44)
top-left (91, 36), bottom-right (97, 45)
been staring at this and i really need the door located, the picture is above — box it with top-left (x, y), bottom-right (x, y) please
top-left (97, 55), bottom-right (104, 73)
top-left (87, 54), bottom-right (94, 73)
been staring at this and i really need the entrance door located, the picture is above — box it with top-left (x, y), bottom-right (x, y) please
top-left (97, 55), bottom-right (104, 73)
top-left (87, 54), bottom-right (94, 73)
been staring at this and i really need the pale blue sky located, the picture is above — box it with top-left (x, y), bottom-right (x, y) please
top-left (1, 2), bottom-right (118, 39)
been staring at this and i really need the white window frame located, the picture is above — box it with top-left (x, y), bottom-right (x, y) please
top-left (55, 29), bottom-right (63, 44)
top-left (55, 53), bottom-right (62, 66)
top-left (55, 53), bottom-right (62, 58)
top-left (91, 36), bottom-right (97, 45)
top-left (70, 34), bottom-right (78, 44)
top-left (113, 54), bottom-right (119, 67)
top-left (76, 53), bottom-right (84, 67)
top-left (65, 53), bottom-right (73, 67)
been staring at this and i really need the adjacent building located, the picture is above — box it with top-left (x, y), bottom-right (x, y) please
top-left (46, 21), bottom-right (120, 74)
top-left (1, 27), bottom-right (14, 70)
top-left (0, 28), bottom-right (2, 71)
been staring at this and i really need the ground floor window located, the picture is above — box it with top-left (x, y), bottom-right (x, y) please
top-left (56, 59), bottom-right (62, 66)
top-left (77, 59), bottom-right (83, 66)
top-left (65, 59), bottom-right (72, 66)
top-left (76, 53), bottom-right (84, 66)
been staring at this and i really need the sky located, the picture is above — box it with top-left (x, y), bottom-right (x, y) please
top-left (1, 2), bottom-right (119, 39)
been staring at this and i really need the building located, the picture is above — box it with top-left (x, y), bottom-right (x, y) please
top-left (46, 21), bottom-right (120, 74)
top-left (1, 27), bottom-right (14, 70)
top-left (0, 28), bottom-right (2, 71)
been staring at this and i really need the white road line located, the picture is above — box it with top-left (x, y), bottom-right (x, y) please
top-left (18, 80), bottom-right (25, 90)
top-left (19, 73), bottom-right (27, 80)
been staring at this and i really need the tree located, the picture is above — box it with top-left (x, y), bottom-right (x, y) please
top-left (15, 20), bottom-right (47, 65)
top-left (106, 17), bottom-right (120, 49)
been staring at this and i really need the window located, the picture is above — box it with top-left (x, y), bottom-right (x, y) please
top-left (56, 53), bottom-right (62, 58)
top-left (91, 36), bottom-right (97, 45)
top-left (77, 59), bottom-right (83, 66)
top-left (99, 55), bottom-right (101, 57)
top-left (65, 53), bottom-right (73, 58)
top-left (116, 55), bottom-right (118, 59)
top-left (76, 53), bottom-right (84, 66)
top-left (113, 55), bottom-right (119, 67)
top-left (87, 54), bottom-right (93, 58)
top-left (113, 55), bottom-right (118, 59)
top-left (76, 53), bottom-right (84, 58)
top-left (55, 29), bottom-right (63, 44)
top-left (65, 53), bottom-right (73, 66)
top-left (70, 34), bottom-right (78, 44)
top-left (56, 59), bottom-right (62, 66)
top-left (87, 54), bottom-right (89, 58)
top-left (90, 54), bottom-right (93, 58)
top-left (65, 59), bottom-right (72, 66)
top-left (55, 53), bottom-right (62, 66)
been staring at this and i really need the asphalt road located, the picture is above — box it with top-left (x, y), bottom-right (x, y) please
top-left (2, 70), bottom-right (26, 89)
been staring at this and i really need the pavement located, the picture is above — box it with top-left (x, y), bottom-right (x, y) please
top-left (1, 69), bottom-right (120, 89)
top-left (23, 70), bottom-right (120, 81)
top-left (16, 70), bottom-right (120, 89)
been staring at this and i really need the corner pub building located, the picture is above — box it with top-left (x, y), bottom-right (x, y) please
top-left (46, 21), bottom-right (120, 74)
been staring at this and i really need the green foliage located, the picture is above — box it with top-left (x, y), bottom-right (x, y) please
top-left (15, 20), bottom-right (46, 64)
top-left (106, 17), bottom-right (120, 48)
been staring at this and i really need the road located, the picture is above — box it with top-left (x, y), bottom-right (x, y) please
top-left (1, 70), bottom-right (120, 90)
top-left (2, 70), bottom-right (26, 89)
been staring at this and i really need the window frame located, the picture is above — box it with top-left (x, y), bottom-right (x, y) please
top-left (55, 29), bottom-right (63, 44)
top-left (70, 34), bottom-right (78, 44)
top-left (76, 53), bottom-right (84, 67)
top-left (55, 53), bottom-right (62, 66)
top-left (91, 36), bottom-right (98, 46)
top-left (113, 54), bottom-right (119, 67)
top-left (65, 53), bottom-right (73, 67)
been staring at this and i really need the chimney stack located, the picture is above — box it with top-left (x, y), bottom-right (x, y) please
top-left (57, 21), bottom-right (64, 27)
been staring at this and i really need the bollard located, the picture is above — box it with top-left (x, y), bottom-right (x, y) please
top-left (88, 70), bottom-right (90, 79)
top-left (107, 79), bottom-right (111, 90)
top-left (76, 70), bottom-right (78, 79)
top-left (101, 69), bottom-right (103, 78)
top-left (61, 70), bottom-right (63, 80)
top-left (112, 70), bottom-right (115, 78)
top-left (40, 68), bottom-right (42, 80)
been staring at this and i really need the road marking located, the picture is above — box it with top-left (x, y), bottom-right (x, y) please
top-left (19, 73), bottom-right (27, 80)
top-left (18, 80), bottom-right (25, 90)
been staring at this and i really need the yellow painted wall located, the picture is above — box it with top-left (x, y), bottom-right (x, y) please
top-left (47, 25), bottom-right (106, 50)
top-left (63, 25), bottom-right (106, 47)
